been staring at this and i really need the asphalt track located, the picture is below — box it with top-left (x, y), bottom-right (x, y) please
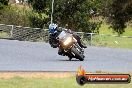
top-left (0, 39), bottom-right (132, 72)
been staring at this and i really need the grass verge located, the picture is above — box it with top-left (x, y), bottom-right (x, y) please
top-left (0, 32), bottom-right (10, 38)
top-left (0, 72), bottom-right (131, 88)
top-left (91, 35), bottom-right (132, 49)
top-left (99, 23), bottom-right (132, 36)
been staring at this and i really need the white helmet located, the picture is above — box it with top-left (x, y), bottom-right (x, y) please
top-left (49, 23), bottom-right (58, 33)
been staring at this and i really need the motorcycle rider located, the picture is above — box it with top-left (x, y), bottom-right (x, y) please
top-left (48, 23), bottom-right (87, 55)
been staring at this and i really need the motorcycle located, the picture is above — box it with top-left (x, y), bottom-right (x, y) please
top-left (57, 30), bottom-right (85, 61)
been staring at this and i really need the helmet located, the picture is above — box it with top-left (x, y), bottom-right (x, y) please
top-left (49, 23), bottom-right (58, 34)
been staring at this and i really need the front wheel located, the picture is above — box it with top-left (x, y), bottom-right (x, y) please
top-left (71, 46), bottom-right (84, 61)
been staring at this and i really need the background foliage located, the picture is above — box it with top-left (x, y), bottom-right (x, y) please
top-left (0, 0), bottom-right (8, 9)
top-left (28, 0), bottom-right (103, 33)
top-left (0, 0), bottom-right (131, 35)
top-left (102, 0), bottom-right (132, 36)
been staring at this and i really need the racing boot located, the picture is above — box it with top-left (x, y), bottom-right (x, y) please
top-left (73, 34), bottom-right (87, 48)
top-left (80, 43), bottom-right (87, 48)
top-left (77, 40), bottom-right (87, 48)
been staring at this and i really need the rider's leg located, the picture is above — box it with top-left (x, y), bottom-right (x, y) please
top-left (73, 34), bottom-right (87, 48)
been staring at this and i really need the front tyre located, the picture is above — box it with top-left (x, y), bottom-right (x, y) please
top-left (71, 47), bottom-right (84, 61)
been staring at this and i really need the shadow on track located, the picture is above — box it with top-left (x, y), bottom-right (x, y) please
top-left (59, 59), bottom-right (81, 61)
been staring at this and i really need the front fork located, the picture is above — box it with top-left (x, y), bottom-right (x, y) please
top-left (67, 43), bottom-right (84, 60)
top-left (74, 43), bottom-right (84, 54)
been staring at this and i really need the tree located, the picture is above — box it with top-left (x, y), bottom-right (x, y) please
top-left (0, 0), bottom-right (9, 10)
top-left (28, 0), bottom-right (47, 13)
top-left (50, 0), bottom-right (102, 32)
top-left (104, 0), bottom-right (132, 35)
top-left (28, 0), bottom-right (102, 32)
top-left (28, 0), bottom-right (49, 28)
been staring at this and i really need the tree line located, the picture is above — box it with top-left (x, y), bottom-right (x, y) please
top-left (0, 0), bottom-right (132, 35)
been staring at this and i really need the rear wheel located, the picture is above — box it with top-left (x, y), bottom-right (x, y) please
top-left (71, 47), bottom-right (84, 61)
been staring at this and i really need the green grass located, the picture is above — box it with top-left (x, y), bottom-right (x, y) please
top-left (0, 32), bottom-right (10, 38)
top-left (99, 23), bottom-right (132, 36)
top-left (83, 34), bottom-right (132, 49)
top-left (91, 35), bottom-right (132, 49)
top-left (83, 23), bottom-right (132, 49)
top-left (0, 76), bottom-right (131, 88)
top-left (99, 23), bottom-right (114, 35)
top-left (123, 26), bottom-right (132, 36)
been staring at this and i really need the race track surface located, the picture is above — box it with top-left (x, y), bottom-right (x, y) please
top-left (0, 39), bottom-right (132, 72)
